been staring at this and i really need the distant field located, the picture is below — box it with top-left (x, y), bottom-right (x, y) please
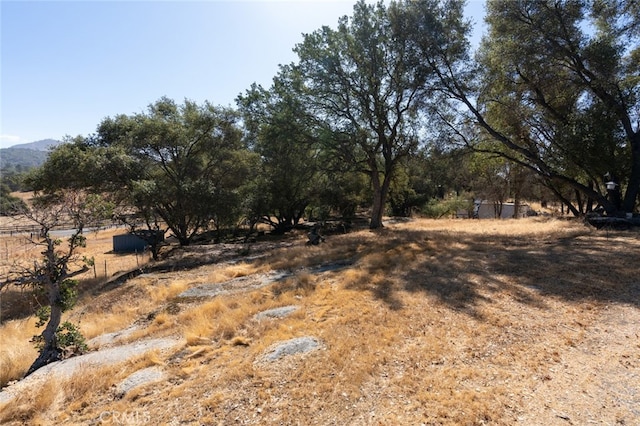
top-left (1, 217), bottom-right (638, 425)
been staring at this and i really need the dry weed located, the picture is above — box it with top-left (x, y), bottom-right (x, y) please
top-left (0, 318), bottom-right (39, 386)
top-left (0, 377), bottom-right (59, 424)
top-left (1, 217), bottom-right (638, 425)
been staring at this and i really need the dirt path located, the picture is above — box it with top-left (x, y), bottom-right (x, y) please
top-left (516, 302), bottom-right (640, 425)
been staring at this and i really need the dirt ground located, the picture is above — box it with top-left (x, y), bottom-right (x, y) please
top-left (515, 302), bottom-right (639, 424)
top-left (0, 217), bottom-right (638, 425)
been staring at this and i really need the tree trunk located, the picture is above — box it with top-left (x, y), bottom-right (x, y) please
top-left (369, 172), bottom-right (392, 229)
top-left (26, 335), bottom-right (61, 376)
top-left (370, 190), bottom-right (385, 229)
top-left (150, 244), bottom-right (160, 261)
top-left (512, 165), bottom-right (524, 218)
top-left (177, 235), bottom-right (191, 246)
top-left (26, 282), bottom-right (63, 376)
top-left (494, 201), bottom-right (503, 218)
top-left (586, 181), bottom-right (595, 213)
top-left (623, 133), bottom-right (640, 213)
top-left (546, 182), bottom-right (583, 217)
top-left (575, 189), bottom-right (584, 215)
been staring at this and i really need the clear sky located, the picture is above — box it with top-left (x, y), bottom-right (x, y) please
top-left (0, 0), bottom-right (486, 149)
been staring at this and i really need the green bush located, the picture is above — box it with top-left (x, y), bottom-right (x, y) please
top-left (422, 196), bottom-right (473, 219)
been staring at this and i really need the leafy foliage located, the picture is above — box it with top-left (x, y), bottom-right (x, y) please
top-left (422, 195), bottom-right (472, 219)
top-left (90, 98), bottom-right (251, 245)
top-left (0, 183), bottom-right (27, 215)
top-left (294, 0), bottom-right (453, 228)
top-left (420, 0), bottom-right (640, 215)
top-left (31, 319), bottom-right (88, 356)
top-left (22, 0), bottom-right (640, 248)
top-left (238, 67), bottom-right (322, 233)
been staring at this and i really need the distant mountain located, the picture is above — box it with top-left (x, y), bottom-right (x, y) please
top-left (8, 138), bottom-right (61, 152)
top-left (0, 139), bottom-right (61, 170)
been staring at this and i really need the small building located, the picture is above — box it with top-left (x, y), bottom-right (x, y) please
top-left (457, 200), bottom-right (530, 219)
top-left (113, 233), bottom-right (148, 253)
top-left (113, 230), bottom-right (164, 253)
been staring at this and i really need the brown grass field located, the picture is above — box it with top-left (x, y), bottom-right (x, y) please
top-left (0, 216), bottom-right (639, 425)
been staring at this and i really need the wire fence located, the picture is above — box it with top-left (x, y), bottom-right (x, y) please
top-left (0, 220), bottom-right (121, 236)
top-left (0, 225), bottom-right (148, 286)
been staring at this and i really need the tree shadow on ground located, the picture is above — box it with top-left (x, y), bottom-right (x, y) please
top-left (344, 227), bottom-right (640, 317)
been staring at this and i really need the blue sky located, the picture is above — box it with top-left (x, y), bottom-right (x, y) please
top-left (1, 0), bottom-right (486, 149)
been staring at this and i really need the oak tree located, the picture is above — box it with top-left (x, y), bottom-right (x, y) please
top-left (294, 0), bottom-right (434, 228)
top-left (95, 98), bottom-right (250, 245)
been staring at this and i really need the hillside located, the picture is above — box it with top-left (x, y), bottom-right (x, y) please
top-left (0, 218), bottom-right (638, 425)
top-left (6, 139), bottom-right (60, 152)
top-left (0, 139), bottom-right (60, 170)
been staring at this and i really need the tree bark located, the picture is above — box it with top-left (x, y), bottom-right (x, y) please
top-left (369, 171), bottom-right (392, 229)
top-left (623, 133), bottom-right (640, 213)
top-left (370, 190), bottom-right (385, 229)
top-left (26, 281), bottom-right (63, 376)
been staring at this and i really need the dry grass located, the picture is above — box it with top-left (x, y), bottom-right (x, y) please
top-left (1, 217), bottom-right (639, 425)
top-left (0, 318), bottom-right (39, 387)
top-left (0, 226), bottom-right (156, 381)
top-left (0, 350), bottom-right (164, 425)
top-left (0, 226), bottom-right (151, 320)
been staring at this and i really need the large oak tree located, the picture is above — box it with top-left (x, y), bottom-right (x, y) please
top-left (405, 0), bottom-right (640, 215)
top-left (294, 0), bottom-right (441, 228)
top-left (95, 98), bottom-right (251, 245)
top-left (237, 66), bottom-right (322, 233)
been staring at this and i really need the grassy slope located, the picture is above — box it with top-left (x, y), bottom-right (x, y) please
top-left (0, 217), bottom-right (639, 425)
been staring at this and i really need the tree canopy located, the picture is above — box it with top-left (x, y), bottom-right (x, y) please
top-left (237, 66), bottom-right (322, 233)
top-left (413, 0), bottom-right (640, 215)
top-left (25, 0), bottom-right (640, 243)
top-left (294, 0), bottom-right (446, 228)
top-left (95, 98), bottom-right (251, 245)
top-left (13, 0), bottom-right (640, 380)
